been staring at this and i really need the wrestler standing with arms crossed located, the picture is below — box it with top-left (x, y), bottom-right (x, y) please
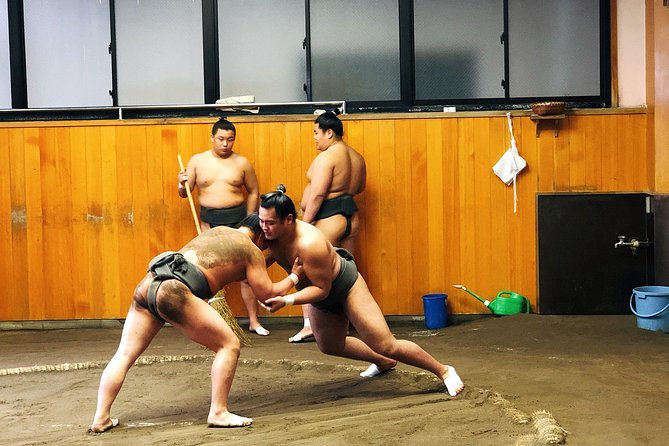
top-left (178, 118), bottom-right (269, 336)
top-left (290, 111), bottom-right (366, 343)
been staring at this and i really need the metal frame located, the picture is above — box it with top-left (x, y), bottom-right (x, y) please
top-left (303, 0), bottom-right (312, 100)
top-left (398, 0), bottom-right (415, 109)
top-left (202, 0), bottom-right (220, 104)
top-left (0, 101), bottom-right (347, 122)
top-left (502, 0), bottom-right (510, 99)
top-left (7, 0), bottom-right (27, 108)
top-left (109, 0), bottom-right (118, 105)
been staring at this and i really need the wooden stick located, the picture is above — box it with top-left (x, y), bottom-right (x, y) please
top-left (177, 153), bottom-right (201, 235)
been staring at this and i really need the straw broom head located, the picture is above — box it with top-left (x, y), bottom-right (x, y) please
top-left (208, 289), bottom-right (252, 347)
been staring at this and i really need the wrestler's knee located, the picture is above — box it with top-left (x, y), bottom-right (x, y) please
top-left (368, 339), bottom-right (398, 358)
top-left (210, 335), bottom-right (241, 357)
top-left (203, 318), bottom-right (242, 353)
top-left (316, 339), bottom-right (346, 356)
top-left (228, 338), bottom-right (241, 356)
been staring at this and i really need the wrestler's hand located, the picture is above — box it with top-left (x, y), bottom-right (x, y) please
top-left (178, 169), bottom-right (189, 185)
top-left (290, 257), bottom-right (304, 281)
top-left (263, 296), bottom-right (287, 313)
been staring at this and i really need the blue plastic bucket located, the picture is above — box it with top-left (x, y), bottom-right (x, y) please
top-left (630, 286), bottom-right (669, 333)
top-left (422, 293), bottom-right (448, 329)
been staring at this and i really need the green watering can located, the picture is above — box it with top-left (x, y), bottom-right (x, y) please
top-left (453, 284), bottom-right (530, 316)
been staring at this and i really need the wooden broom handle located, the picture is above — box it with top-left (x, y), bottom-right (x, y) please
top-left (177, 154), bottom-right (201, 235)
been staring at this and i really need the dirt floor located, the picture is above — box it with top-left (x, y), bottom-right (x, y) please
top-left (0, 314), bottom-right (667, 446)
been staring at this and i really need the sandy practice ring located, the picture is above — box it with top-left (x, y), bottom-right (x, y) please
top-left (1, 354), bottom-right (565, 446)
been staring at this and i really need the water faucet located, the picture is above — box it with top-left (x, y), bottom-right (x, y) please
top-left (614, 236), bottom-right (652, 254)
top-left (614, 236), bottom-right (631, 248)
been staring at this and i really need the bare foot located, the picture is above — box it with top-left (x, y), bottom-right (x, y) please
top-left (87, 417), bottom-right (119, 434)
top-left (208, 411), bottom-right (253, 428)
top-left (359, 360), bottom-right (398, 378)
top-left (289, 326), bottom-right (314, 343)
top-left (442, 366), bottom-right (464, 396)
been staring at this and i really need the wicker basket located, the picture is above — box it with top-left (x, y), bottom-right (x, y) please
top-left (531, 101), bottom-right (566, 116)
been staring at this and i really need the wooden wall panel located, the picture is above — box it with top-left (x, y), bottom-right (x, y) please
top-left (361, 120), bottom-right (383, 310)
top-left (84, 127), bottom-right (103, 316)
top-left (0, 112), bottom-right (651, 320)
top-left (409, 120), bottom-right (430, 312)
top-left (487, 118), bottom-right (510, 312)
top-left (40, 127), bottom-right (69, 318)
top-left (69, 127), bottom-right (90, 317)
top-left (114, 126), bottom-right (136, 316)
top-left (583, 115), bottom-right (604, 190)
top-left (426, 119), bottom-right (445, 296)
top-left (9, 128), bottom-right (29, 319)
top-left (471, 118), bottom-right (493, 311)
top-left (456, 119), bottom-right (477, 311)
top-left (25, 128), bottom-right (45, 319)
top-left (0, 129), bottom-right (16, 318)
top-left (392, 120), bottom-right (413, 313)
top-left (441, 119), bottom-right (462, 314)
top-left (377, 120), bottom-right (399, 314)
top-left (100, 128), bottom-right (120, 313)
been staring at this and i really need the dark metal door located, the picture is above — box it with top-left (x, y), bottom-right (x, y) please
top-left (537, 193), bottom-right (654, 314)
top-left (653, 195), bottom-right (669, 285)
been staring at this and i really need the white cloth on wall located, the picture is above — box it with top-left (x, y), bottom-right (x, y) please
top-left (492, 112), bottom-right (527, 213)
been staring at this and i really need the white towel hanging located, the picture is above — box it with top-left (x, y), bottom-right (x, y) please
top-left (492, 112), bottom-right (527, 213)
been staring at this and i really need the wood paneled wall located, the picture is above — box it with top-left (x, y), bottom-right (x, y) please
top-left (0, 111), bottom-right (650, 320)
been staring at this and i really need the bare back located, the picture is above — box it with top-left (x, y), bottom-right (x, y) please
top-left (301, 142), bottom-right (366, 213)
top-left (347, 146), bottom-right (366, 196)
top-left (180, 226), bottom-right (263, 293)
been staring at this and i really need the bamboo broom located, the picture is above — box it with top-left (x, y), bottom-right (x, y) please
top-left (178, 153), bottom-right (251, 347)
top-left (178, 153), bottom-right (202, 237)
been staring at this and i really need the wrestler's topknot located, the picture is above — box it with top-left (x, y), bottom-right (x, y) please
top-left (261, 184), bottom-right (295, 221)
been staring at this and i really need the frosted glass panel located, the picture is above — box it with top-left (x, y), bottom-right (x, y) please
top-left (0, 0), bottom-right (10, 109)
top-left (414, 0), bottom-right (504, 100)
top-left (310, 0), bottom-right (400, 101)
top-left (218, 0), bottom-right (306, 102)
top-left (509, 0), bottom-right (600, 97)
top-left (115, 0), bottom-right (203, 105)
top-left (23, 0), bottom-right (112, 107)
